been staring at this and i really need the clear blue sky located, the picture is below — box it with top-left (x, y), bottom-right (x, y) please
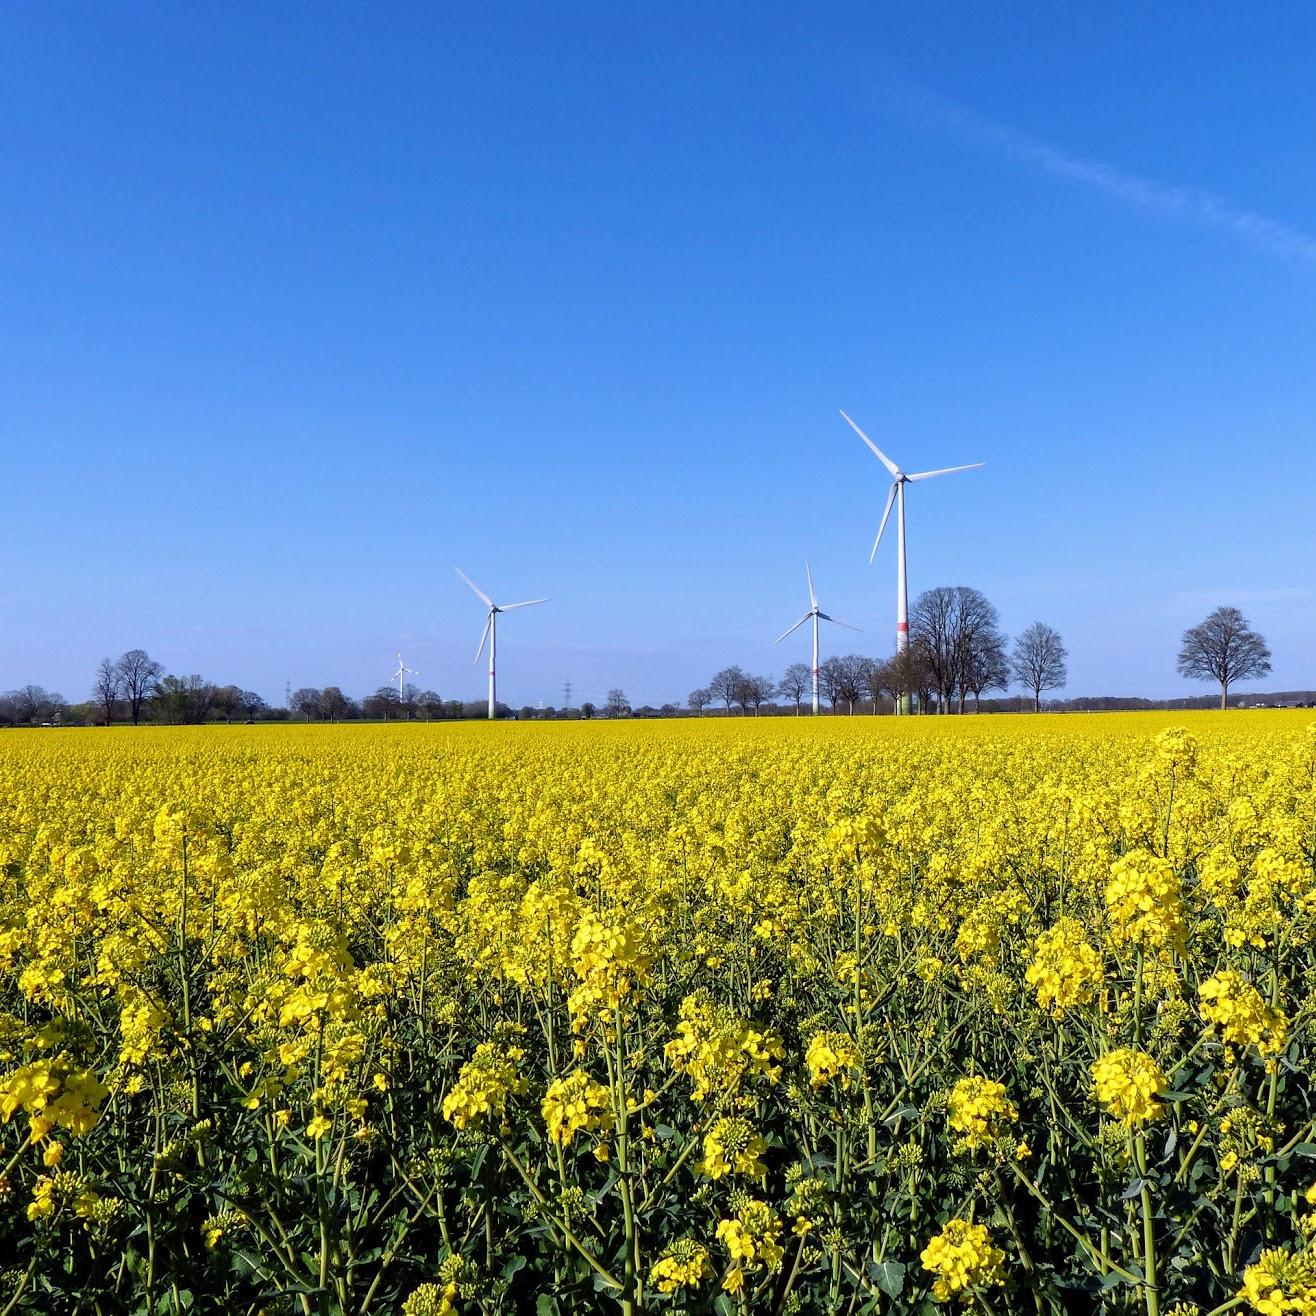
top-left (3, 3), bottom-right (1314, 708)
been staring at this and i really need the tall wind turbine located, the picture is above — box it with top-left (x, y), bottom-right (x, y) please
top-left (839, 411), bottom-right (983, 712)
top-left (455, 568), bottom-right (549, 719)
top-left (392, 653), bottom-right (419, 707)
top-left (774, 561), bottom-right (860, 715)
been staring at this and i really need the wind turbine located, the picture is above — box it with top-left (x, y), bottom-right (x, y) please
top-left (454, 568), bottom-right (549, 719)
top-left (774, 561), bottom-right (860, 715)
top-left (839, 410), bottom-right (983, 712)
top-left (392, 653), bottom-right (419, 708)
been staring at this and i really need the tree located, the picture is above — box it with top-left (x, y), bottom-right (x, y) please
top-left (362, 687), bottom-right (402, 720)
top-left (239, 690), bottom-right (267, 722)
top-left (396, 682), bottom-right (420, 721)
top-left (708, 666), bottom-right (746, 716)
top-left (153, 674), bottom-right (215, 725)
top-left (580, 701), bottom-right (597, 720)
top-left (910, 586), bottom-right (1002, 713)
top-left (291, 687), bottom-right (321, 722)
top-left (1012, 622), bottom-right (1068, 712)
top-left (319, 686), bottom-right (350, 721)
top-left (687, 688), bottom-right (712, 715)
top-left (1177, 606), bottom-right (1272, 709)
top-left (606, 688), bottom-right (631, 717)
top-left (92, 658), bottom-right (120, 725)
top-left (8, 685), bottom-right (62, 725)
top-left (742, 675), bottom-right (776, 716)
top-left (415, 690), bottom-right (443, 721)
top-left (863, 658), bottom-right (889, 714)
top-left (211, 685), bottom-right (243, 724)
top-left (779, 663), bottom-right (811, 714)
top-left (818, 656), bottom-right (843, 712)
top-left (962, 630), bottom-right (1010, 712)
top-left (116, 649), bottom-right (163, 726)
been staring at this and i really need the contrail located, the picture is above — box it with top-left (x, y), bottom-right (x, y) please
top-left (891, 77), bottom-right (1316, 269)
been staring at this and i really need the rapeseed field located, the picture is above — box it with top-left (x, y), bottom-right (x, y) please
top-left (1, 713), bottom-right (1314, 1315)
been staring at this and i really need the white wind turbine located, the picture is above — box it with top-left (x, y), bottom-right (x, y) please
top-left (454, 568), bottom-right (549, 720)
top-left (839, 410), bottom-right (983, 712)
top-left (392, 652), bottom-right (419, 705)
top-left (774, 561), bottom-right (860, 715)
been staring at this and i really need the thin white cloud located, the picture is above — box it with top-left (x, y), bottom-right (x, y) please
top-left (892, 78), bottom-right (1316, 268)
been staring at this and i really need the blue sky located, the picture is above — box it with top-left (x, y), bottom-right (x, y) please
top-left (3, 3), bottom-right (1314, 708)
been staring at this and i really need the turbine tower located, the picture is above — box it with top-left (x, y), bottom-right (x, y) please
top-left (839, 410), bottom-right (983, 712)
top-left (774, 561), bottom-right (860, 715)
top-left (455, 568), bottom-right (549, 719)
top-left (392, 653), bottom-right (419, 703)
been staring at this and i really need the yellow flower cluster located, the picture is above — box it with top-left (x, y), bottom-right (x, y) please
top-left (649, 1240), bottom-right (711, 1293)
top-left (1198, 969), bottom-right (1288, 1061)
top-left (1091, 1048), bottom-right (1168, 1126)
top-left (0, 1058), bottom-right (109, 1138)
top-left (1105, 849), bottom-right (1186, 952)
top-left (804, 1030), bottom-right (863, 1089)
top-left (947, 1076), bottom-right (1018, 1152)
top-left (715, 1198), bottom-right (784, 1294)
top-left (699, 1116), bottom-right (767, 1180)
top-left (1025, 917), bottom-right (1102, 1016)
top-left (541, 1069), bottom-right (610, 1146)
top-left (441, 1041), bottom-right (527, 1131)
top-left (1239, 1246), bottom-right (1316, 1315)
top-left (920, 1218), bottom-right (1006, 1303)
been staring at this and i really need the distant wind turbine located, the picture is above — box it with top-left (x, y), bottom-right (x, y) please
top-left (774, 561), bottom-right (860, 715)
top-left (839, 410), bottom-right (983, 712)
top-left (392, 653), bottom-right (419, 703)
top-left (455, 568), bottom-right (549, 720)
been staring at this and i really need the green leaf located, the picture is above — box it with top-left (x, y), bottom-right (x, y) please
top-left (869, 1259), bottom-right (906, 1298)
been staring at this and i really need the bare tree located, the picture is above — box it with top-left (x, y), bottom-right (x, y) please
top-left (415, 690), bottom-right (442, 721)
top-left (239, 690), bottom-right (267, 722)
top-left (742, 675), bottom-right (776, 715)
top-left (92, 658), bottom-right (120, 725)
top-left (911, 586), bottom-right (1002, 712)
top-left (778, 662), bottom-right (811, 715)
top-left (320, 686), bottom-right (350, 721)
top-left (362, 687), bottom-right (402, 720)
top-left (909, 587), bottom-right (958, 711)
top-left (708, 666), bottom-right (746, 716)
top-left (687, 688), bottom-right (711, 715)
top-left (962, 629), bottom-right (1010, 711)
top-left (607, 688), bottom-right (631, 716)
top-left (400, 682), bottom-right (421, 721)
top-left (1012, 622), bottom-right (1068, 712)
top-left (821, 654), bottom-right (866, 715)
top-left (116, 649), bottom-right (163, 726)
top-left (1177, 606), bottom-right (1272, 709)
top-left (818, 656), bottom-right (844, 712)
top-left (9, 685), bottom-right (62, 725)
top-left (863, 658), bottom-right (889, 714)
top-left (291, 687), bottom-right (321, 722)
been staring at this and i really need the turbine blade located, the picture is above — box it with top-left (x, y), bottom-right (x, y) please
top-left (474, 615), bottom-right (491, 663)
top-left (454, 567), bottom-right (494, 609)
top-left (869, 482), bottom-right (898, 564)
top-left (907, 462), bottom-right (985, 481)
top-left (498, 598), bottom-right (549, 611)
top-left (774, 614), bottom-right (811, 644)
top-left (839, 409), bottom-right (900, 477)
top-left (822, 614), bottom-right (862, 632)
top-left (805, 561), bottom-right (817, 610)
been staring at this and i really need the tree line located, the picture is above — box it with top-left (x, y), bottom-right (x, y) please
top-left (0, 604), bottom-right (1277, 726)
top-left (686, 586), bottom-right (1067, 715)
